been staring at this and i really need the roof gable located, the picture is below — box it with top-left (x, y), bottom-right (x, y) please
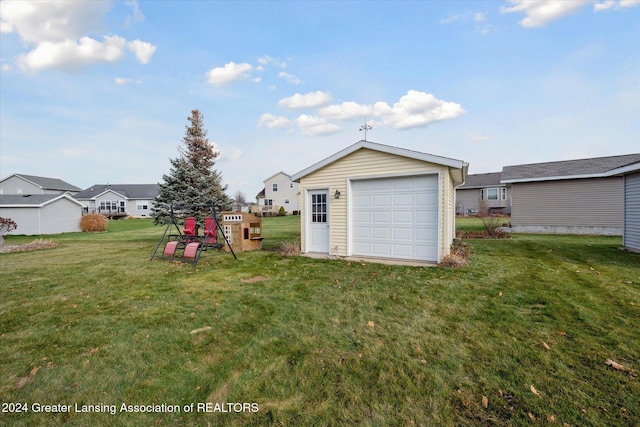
top-left (501, 153), bottom-right (640, 183)
top-left (1, 173), bottom-right (81, 192)
top-left (291, 140), bottom-right (468, 182)
top-left (264, 171), bottom-right (292, 183)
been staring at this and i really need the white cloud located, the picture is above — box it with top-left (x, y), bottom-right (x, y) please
top-left (18, 35), bottom-right (127, 71)
top-left (278, 71), bottom-right (303, 85)
top-left (222, 147), bottom-right (243, 161)
top-left (115, 77), bottom-right (140, 85)
top-left (296, 115), bottom-right (340, 136)
top-left (257, 55), bottom-right (286, 68)
top-left (124, 0), bottom-right (144, 26)
top-left (501, 0), bottom-right (591, 28)
top-left (207, 62), bottom-right (253, 85)
top-left (127, 39), bottom-right (156, 64)
top-left (257, 113), bottom-right (292, 129)
top-left (0, 0), bottom-right (156, 71)
top-left (470, 134), bottom-right (492, 142)
top-left (278, 91), bottom-right (332, 109)
top-left (319, 90), bottom-right (465, 129)
top-left (595, 0), bottom-right (640, 10)
top-left (440, 14), bottom-right (460, 24)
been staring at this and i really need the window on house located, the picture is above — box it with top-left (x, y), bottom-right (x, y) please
top-left (290, 183), bottom-right (293, 188)
top-left (285, 198), bottom-right (290, 204)
top-left (100, 201), bottom-right (118, 211)
top-left (137, 201), bottom-right (149, 210)
top-left (273, 183), bottom-right (278, 192)
top-left (501, 188), bottom-right (507, 200)
top-left (264, 199), bottom-right (273, 206)
top-left (480, 189), bottom-right (484, 200)
top-left (487, 188), bottom-right (499, 200)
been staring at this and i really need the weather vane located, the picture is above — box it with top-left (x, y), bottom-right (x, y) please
top-left (359, 117), bottom-right (372, 141)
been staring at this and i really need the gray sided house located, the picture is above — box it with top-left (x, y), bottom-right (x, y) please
top-left (502, 153), bottom-right (640, 236)
top-left (74, 184), bottom-right (159, 218)
top-left (455, 172), bottom-right (510, 216)
top-left (609, 162), bottom-right (640, 253)
top-left (0, 194), bottom-right (85, 235)
top-left (0, 173), bottom-right (81, 195)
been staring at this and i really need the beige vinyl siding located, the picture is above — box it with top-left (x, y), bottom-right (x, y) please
top-left (299, 148), bottom-right (453, 260)
top-left (511, 177), bottom-right (623, 235)
top-left (623, 172), bottom-right (640, 252)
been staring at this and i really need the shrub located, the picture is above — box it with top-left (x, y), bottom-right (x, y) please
top-left (80, 213), bottom-right (108, 232)
top-left (439, 239), bottom-right (472, 268)
top-left (0, 216), bottom-right (18, 245)
top-left (278, 206), bottom-right (286, 216)
top-left (280, 240), bottom-right (301, 256)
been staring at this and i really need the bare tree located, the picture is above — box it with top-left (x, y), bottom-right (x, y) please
top-left (234, 190), bottom-right (246, 212)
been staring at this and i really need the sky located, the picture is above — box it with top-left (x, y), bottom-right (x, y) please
top-left (1, 0), bottom-right (639, 201)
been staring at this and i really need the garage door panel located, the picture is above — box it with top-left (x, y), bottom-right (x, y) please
top-left (393, 194), bottom-right (413, 206)
top-left (393, 228), bottom-right (413, 240)
top-left (393, 210), bottom-right (413, 224)
top-left (351, 175), bottom-right (439, 262)
top-left (372, 211), bottom-right (391, 223)
top-left (372, 227), bottom-right (391, 239)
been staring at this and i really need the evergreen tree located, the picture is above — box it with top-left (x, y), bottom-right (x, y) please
top-left (152, 109), bottom-right (232, 224)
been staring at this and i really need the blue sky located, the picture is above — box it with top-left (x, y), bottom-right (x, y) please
top-left (1, 0), bottom-right (639, 200)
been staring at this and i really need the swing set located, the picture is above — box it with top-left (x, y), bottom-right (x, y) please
top-left (150, 204), bottom-right (236, 267)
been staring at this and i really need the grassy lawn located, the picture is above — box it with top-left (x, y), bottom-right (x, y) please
top-left (1, 216), bottom-right (638, 426)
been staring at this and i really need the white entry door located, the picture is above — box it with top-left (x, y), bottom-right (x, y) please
top-left (308, 190), bottom-right (330, 253)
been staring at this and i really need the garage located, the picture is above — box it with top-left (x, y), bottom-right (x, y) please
top-left (351, 175), bottom-right (439, 261)
top-left (291, 140), bottom-right (467, 264)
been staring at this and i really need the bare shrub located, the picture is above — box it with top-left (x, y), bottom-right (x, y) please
top-left (80, 213), bottom-right (108, 232)
top-left (0, 216), bottom-right (18, 245)
top-left (439, 239), bottom-right (472, 268)
top-left (280, 240), bottom-right (301, 256)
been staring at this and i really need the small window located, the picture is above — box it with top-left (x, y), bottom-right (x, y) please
top-left (290, 183), bottom-right (294, 188)
top-left (273, 183), bottom-right (278, 192)
top-left (285, 198), bottom-right (290, 204)
top-left (487, 188), bottom-right (498, 200)
top-left (501, 188), bottom-right (507, 200)
top-left (264, 199), bottom-right (273, 206)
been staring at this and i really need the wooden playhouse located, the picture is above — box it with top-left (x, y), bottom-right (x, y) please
top-left (221, 212), bottom-right (263, 252)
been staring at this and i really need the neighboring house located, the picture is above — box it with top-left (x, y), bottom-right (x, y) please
top-left (501, 153), bottom-right (640, 236)
top-left (74, 184), bottom-right (159, 218)
top-left (609, 161), bottom-right (640, 252)
top-left (253, 172), bottom-right (301, 216)
top-left (0, 173), bottom-right (81, 195)
top-left (455, 172), bottom-right (510, 216)
top-left (0, 194), bottom-right (85, 235)
top-left (291, 140), bottom-right (468, 264)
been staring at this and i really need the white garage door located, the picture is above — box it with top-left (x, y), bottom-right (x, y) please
top-left (351, 175), bottom-right (439, 261)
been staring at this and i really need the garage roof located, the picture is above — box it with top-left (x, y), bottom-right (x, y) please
top-left (291, 140), bottom-right (468, 184)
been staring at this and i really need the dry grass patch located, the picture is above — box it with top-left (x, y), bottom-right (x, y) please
top-left (0, 238), bottom-right (58, 253)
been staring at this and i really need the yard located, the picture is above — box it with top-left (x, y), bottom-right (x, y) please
top-left (0, 216), bottom-right (638, 426)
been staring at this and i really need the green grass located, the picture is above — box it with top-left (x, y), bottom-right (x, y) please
top-left (1, 217), bottom-right (638, 426)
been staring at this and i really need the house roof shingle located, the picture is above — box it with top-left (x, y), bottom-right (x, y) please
top-left (457, 172), bottom-right (503, 189)
top-left (4, 173), bottom-right (81, 192)
top-left (501, 153), bottom-right (640, 183)
top-left (0, 194), bottom-right (85, 207)
top-left (74, 184), bottom-right (159, 200)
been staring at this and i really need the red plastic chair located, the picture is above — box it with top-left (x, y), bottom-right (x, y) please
top-left (183, 217), bottom-right (197, 238)
top-left (203, 217), bottom-right (217, 244)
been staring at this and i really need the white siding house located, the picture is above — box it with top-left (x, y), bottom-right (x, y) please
top-left (253, 172), bottom-right (301, 215)
top-left (291, 141), bottom-right (467, 264)
top-left (74, 184), bottom-right (159, 218)
top-left (0, 173), bottom-right (81, 195)
top-left (455, 172), bottom-right (511, 216)
top-left (0, 194), bottom-right (85, 235)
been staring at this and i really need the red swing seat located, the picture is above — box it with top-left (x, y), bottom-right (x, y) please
top-left (203, 217), bottom-right (217, 244)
